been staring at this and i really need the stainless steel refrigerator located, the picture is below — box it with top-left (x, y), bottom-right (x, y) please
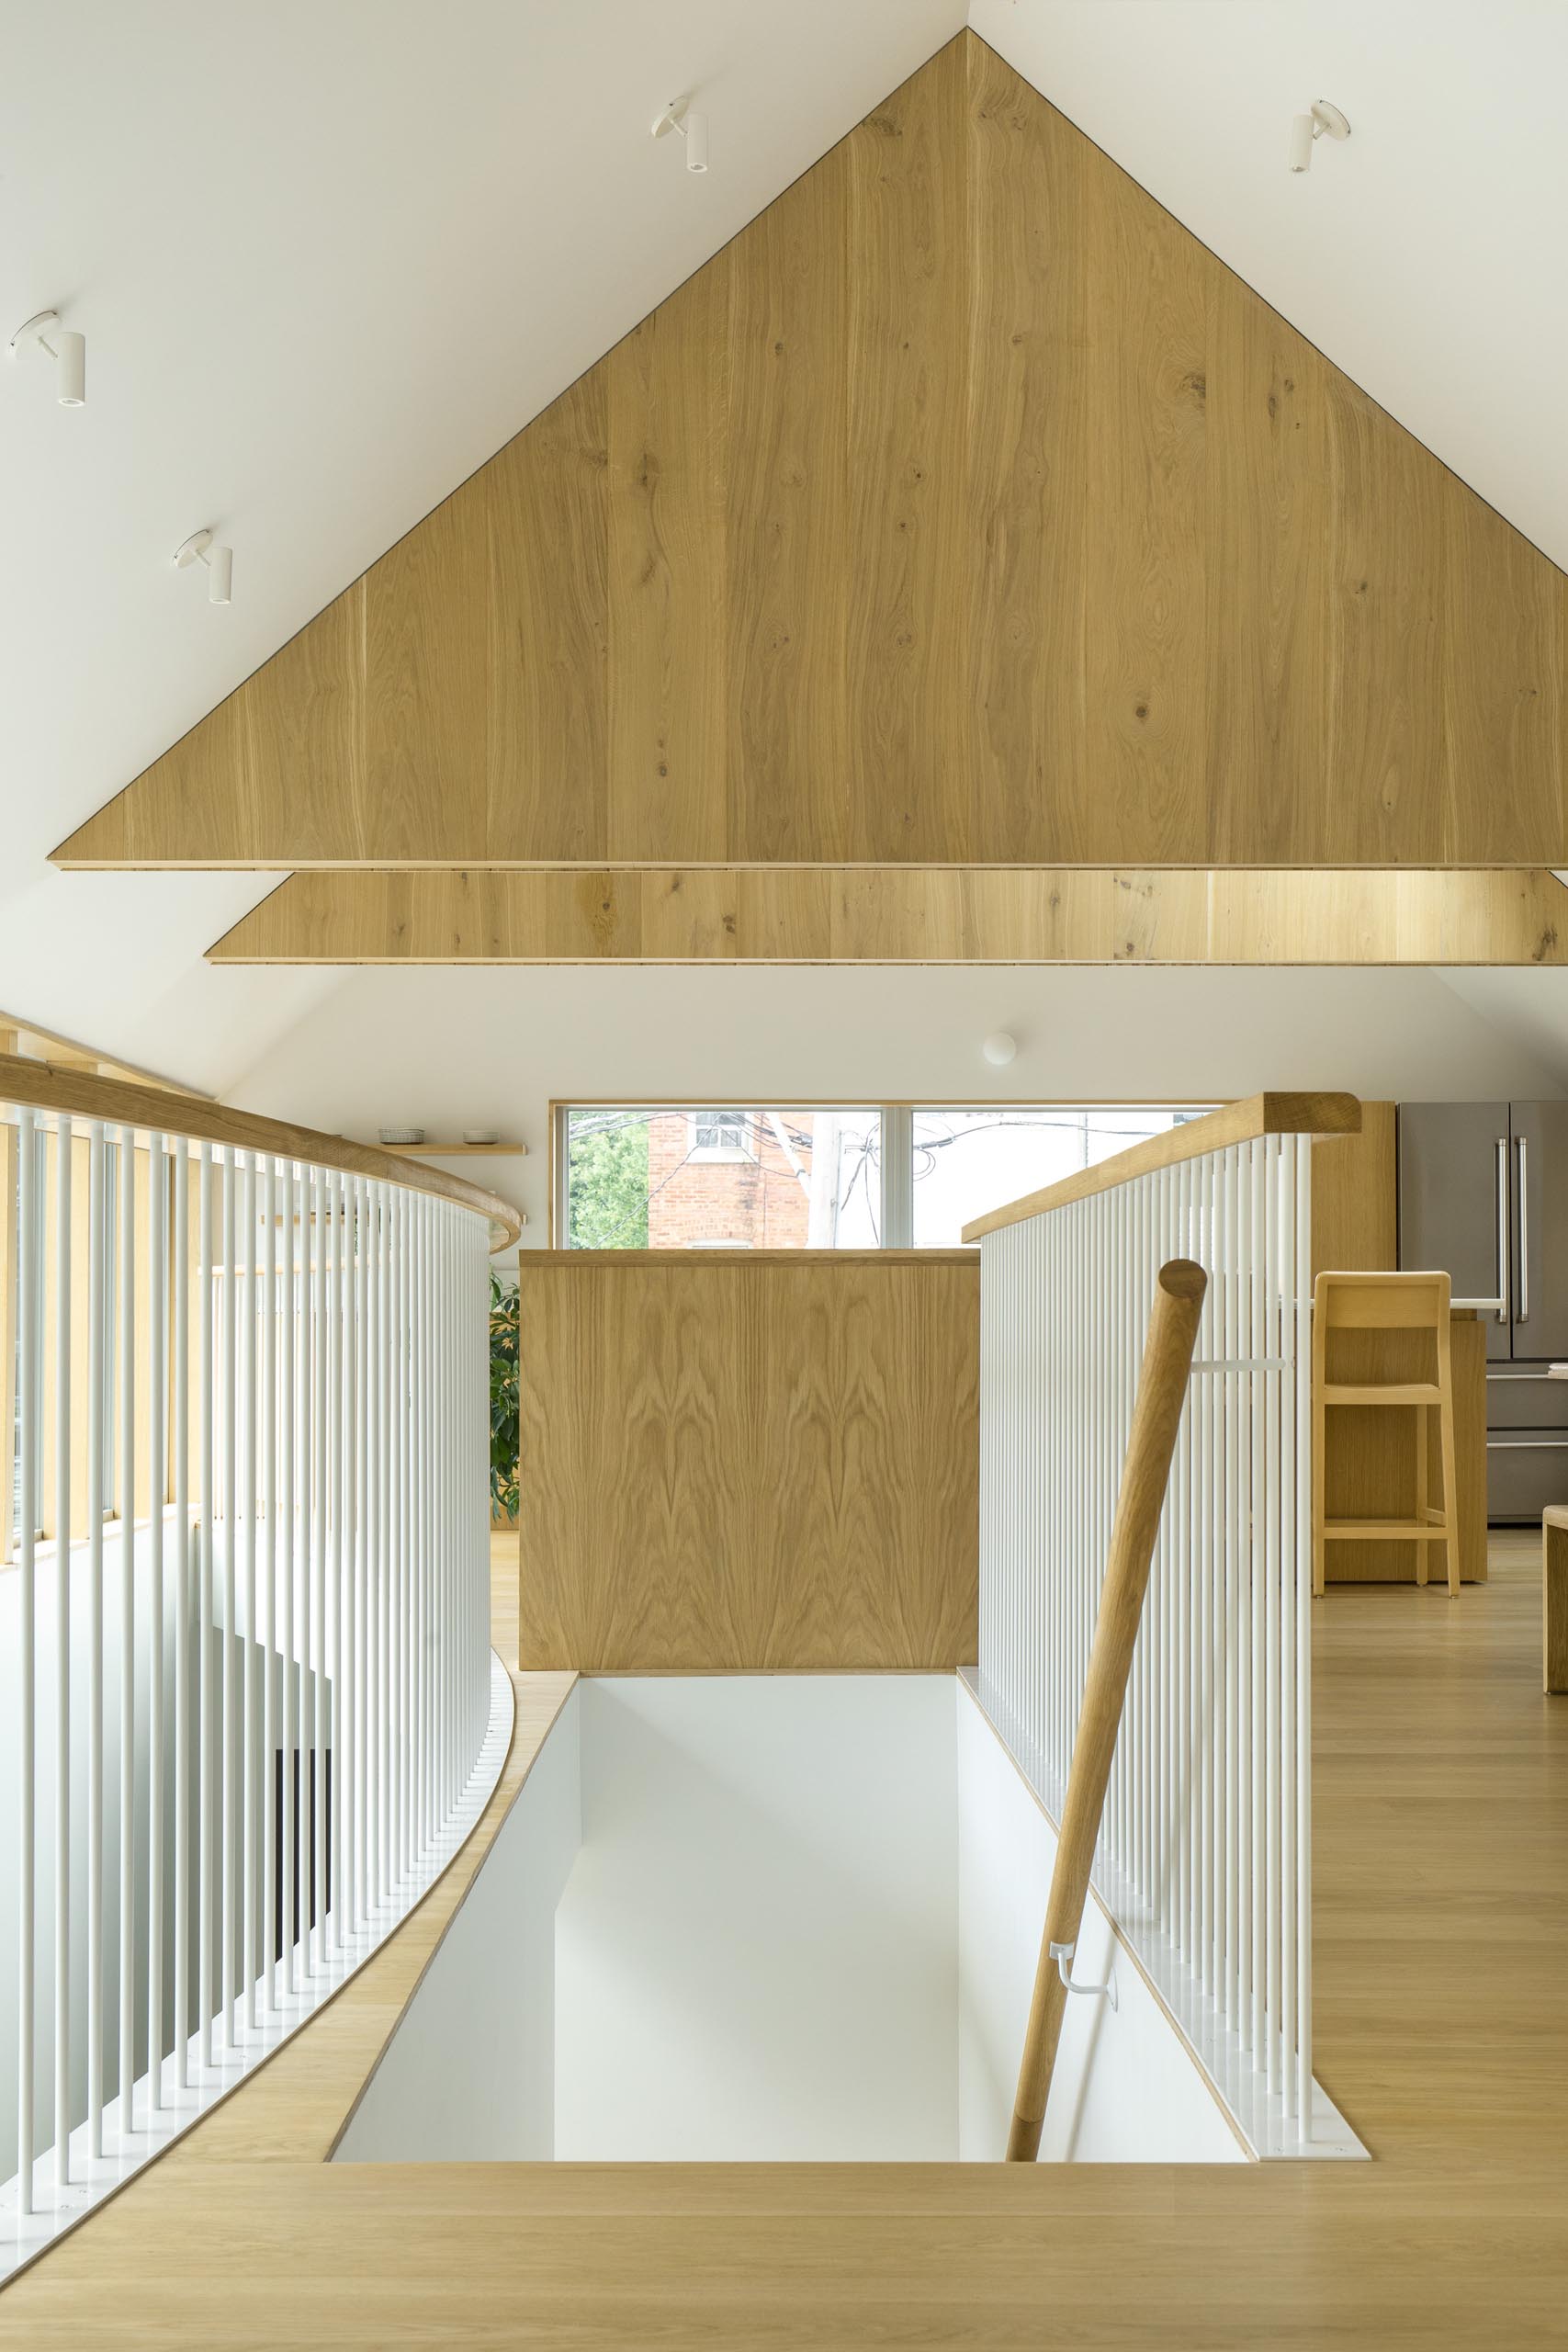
top-left (1398, 1101), bottom-right (1568, 1521)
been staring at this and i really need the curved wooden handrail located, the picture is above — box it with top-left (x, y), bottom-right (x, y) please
top-left (961, 1091), bottom-right (1360, 1244)
top-left (0, 1051), bottom-right (523, 1250)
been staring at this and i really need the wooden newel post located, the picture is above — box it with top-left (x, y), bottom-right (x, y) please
top-left (1005, 1257), bottom-right (1208, 2163)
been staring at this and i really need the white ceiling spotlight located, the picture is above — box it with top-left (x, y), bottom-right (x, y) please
top-left (982, 1032), bottom-right (1018, 1069)
top-left (652, 95), bottom-right (708, 174)
top-left (173, 528), bottom-right (233, 606)
top-left (1289, 100), bottom-right (1350, 174)
top-left (9, 309), bottom-right (86, 406)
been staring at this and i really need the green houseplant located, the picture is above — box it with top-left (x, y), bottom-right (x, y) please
top-left (490, 1271), bottom-right (520, 1525)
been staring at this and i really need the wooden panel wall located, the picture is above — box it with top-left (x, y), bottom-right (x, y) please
top-left (60, 33), bottom-right (1568, 874)
top-left (515, 1251), bottom-right (979, 1672)
top-left (209, 866), bottom-right (1568, 963)
top-left (1310, 1102), bottom-right (1399, 1278)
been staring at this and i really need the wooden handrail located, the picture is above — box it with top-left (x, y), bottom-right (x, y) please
top-left (0, 1051), bottom-right (523, 1251)
top-left (1006, 1257), bottom-right (1208, 2163)
top-left (962, 1091), bottom-right (1359, 1244)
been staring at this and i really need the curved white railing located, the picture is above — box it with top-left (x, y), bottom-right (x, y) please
top-left (0, 1060), bottom-right (518, 2277)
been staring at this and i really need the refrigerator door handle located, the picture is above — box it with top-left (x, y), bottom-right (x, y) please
top-left (1517, 1135), bottom-right (1529, 1324)
top-left (1495, 1135), bottom-right (1510, 1326)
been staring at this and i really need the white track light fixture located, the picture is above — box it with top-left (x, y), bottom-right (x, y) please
top-left (9, 310), bottom-right (85, 406)
top-left (174, 528), bottom-right (233, 605)
top-left (652, 96), bottom-right (709, 173)
top-left (1289, 100), bottom-right (1350, 173)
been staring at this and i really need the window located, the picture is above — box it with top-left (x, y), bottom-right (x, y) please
top-left (688, 1110), bottom-right (753, 1161)
top-left (909, 1107), bottom-right (1210, 1247)
top-left (560, 1108), bottom-right (882, 1250)
top-left (556, 1103), bottom-right (1210, 1250)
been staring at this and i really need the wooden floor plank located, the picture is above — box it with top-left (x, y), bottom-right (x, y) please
top-left (5, 1534), bottom-right (1568, 2346)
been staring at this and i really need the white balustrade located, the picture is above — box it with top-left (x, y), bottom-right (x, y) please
top-left (0, 1105), bottom-right (510, 2277)
top-left (974, 1130), bottom-right (1330, 2155)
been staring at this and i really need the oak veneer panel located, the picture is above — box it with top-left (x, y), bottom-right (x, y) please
top-left (516, 1251), bottom-right (978, 1672)
top-left (63, 37), bottom-right (1568, 875)
top-left (727, 142), bottom-right (852, 863)
top-left (605, 260), bottom-right (729, 864)
top-left (967, 37), bottom-right (1086, 863)
top-left (1325, 373), bottom-right (1444, 862)
top-left (366, 472), bottom-right (490, 863)
top-left (488, 372), bottom-right (609, 863)
top-left (1442, 488), bottom-right (1565, 863)
top-left (1205, 298), bottom-right (1330, 862)
top-left (209, 864), bottom-right (1568, 964)
top-left (846, 38), bottom-right (970, 863)
top-left (1084, 130), bottom-right (1209, 865)
top-left (243, 582), bottom-right (368, 863)
top-left (1310, 1101), bottom-right (1398, 1280)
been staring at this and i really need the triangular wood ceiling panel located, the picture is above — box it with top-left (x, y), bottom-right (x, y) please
top-left (57, 33), bottom-right (1568, 872)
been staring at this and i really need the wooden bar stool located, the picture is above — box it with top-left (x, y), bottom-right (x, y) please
top-left (1312, 1271), bottom-right (1459, 1599)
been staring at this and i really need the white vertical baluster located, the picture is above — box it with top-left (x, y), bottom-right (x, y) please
top-left (397, 1187), bottom-right (411, 1871)
top-left (52, 1118), bottom-right (72, 2182)
top-left (380, 1182), bottom-right (392, 1904)
top-left (367, 1186), bottom-right (382, 1915)
top-left (1280, 1134), bottom-right (1299, 2116)
top-left (352, 1177), bottom-right (368, 1931)
top-left (1295, 1136), bottom-right (1314, 2132)
top-left (312, 1163), bottom-right (329, 1966)
top-left (171, 1146), bottom-right (190, 2090)
top-left (220, 1152), bottom-right (237, 2049)
top-left (412, 1193), bottom-right (424, 1854)
top-left (197, 1143), bottom-right (214, 2070)
top-left (86, 1124), bottom-right (107, 2152)
top-left (118, 1123), bottom-right (136, 2127)
top-left (146, 1133), bottom-right (166, 2113)
top-left (279, 1163), bottom-right (295, 1996)
top-left (261, 1158), bottom-right (276, 2011)
top-left (17, 1110), bottom-right (39, 2211)
top-left (241, 1152), bottom-right (257, 2032)
top-left (299, 1163), bottom-right (315, 1975)
top-left (331, 1166), bottom-right (345, 1956)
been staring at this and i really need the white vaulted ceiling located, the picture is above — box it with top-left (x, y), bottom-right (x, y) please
top-left (0, 0), bottom-right (966, 1084)
top-left (4, 0), bottom-right (1568, 1099)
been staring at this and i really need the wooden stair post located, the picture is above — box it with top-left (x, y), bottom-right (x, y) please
top-left (1006, 1258), bottom-right (1208, 2163)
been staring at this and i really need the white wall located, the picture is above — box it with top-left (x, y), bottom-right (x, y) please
top-left (336, 1684), bottom-right (581, 2163)
top-left (956, 1685), bottom-right (1243, 2163)
top-left (334, 1672), bottom-right (1254, 2166)
top-left (554, 1675), bottom-right (959, 2161)
top-left (228, 962), bottom-right (1568, 1255)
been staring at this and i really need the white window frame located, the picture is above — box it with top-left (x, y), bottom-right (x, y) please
top-left (686, 1110), bottom-right (754, 1163)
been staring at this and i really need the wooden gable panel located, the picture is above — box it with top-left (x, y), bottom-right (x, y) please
top-left (58, 33), bottom-right (1568, 872)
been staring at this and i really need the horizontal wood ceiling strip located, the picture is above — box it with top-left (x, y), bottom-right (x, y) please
top-left (207, 866), bottom-right (1568, 965)
top-left (57, 33), bottom-right (1568, 874)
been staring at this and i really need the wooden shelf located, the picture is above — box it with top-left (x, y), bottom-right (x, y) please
top-left (388, 1142), bottom-right (527, 1159)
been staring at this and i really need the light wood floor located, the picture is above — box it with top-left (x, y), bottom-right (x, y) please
top-left (4, 1532), bottom-right (1567, 2348)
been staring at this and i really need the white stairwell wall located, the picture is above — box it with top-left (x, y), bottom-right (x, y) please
top-left (336, 1676), bottom-right (1247, 2165)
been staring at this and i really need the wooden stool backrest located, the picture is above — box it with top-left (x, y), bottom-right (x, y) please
top-left (1314, 1271), bottom-right (1451, 1331)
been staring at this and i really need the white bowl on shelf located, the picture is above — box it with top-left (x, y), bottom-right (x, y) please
top-left (378, 1126), bottom-right (425, 1147)
top-left (463, 1128), bottom-right (502, 1147)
